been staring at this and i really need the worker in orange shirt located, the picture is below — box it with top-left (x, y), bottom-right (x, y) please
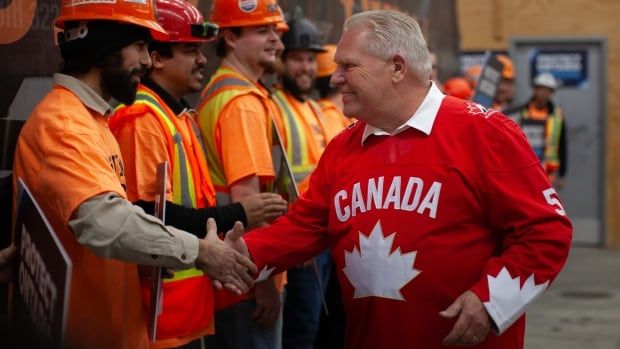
top-left (11, 0), bottom-right (255, 348)
top-left (315, 43), bottom-right (354, 128)
top-left (196, 1), bottom-right (288, 348)
top-left (110, 0), bottom-right (287, 347)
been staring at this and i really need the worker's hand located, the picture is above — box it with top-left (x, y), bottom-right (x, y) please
top-left (239, 193), bottom-right (288, 228)
top-left (440, 290), bottom-right (491, 346)
top-left (196, 218), bottom-right (257, 295)
top-left (0, 244), bottom-right (16, 284)
top-left (252, 279), bottom-right (281, 327)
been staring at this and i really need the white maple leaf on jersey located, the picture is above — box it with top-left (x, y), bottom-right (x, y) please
top-left (254, 265), bottom-right (276, 282)
top-left (343, 220), bottom-right (421, 301)
top-left (483, 267), bottom-right (549, 333)
top-left (465, 102), bottom-right (498, 118)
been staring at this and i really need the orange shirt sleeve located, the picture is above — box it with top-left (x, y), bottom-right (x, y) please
top-left (112, 110), bottom-right (174, 203)
top-left (217, 95), bottom-right (275, 186)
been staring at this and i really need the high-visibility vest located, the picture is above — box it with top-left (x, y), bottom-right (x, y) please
top-left (520, 105), bottom-right (564, 174)
top-left (197, 67), bottom-right (277, 205)
top-left (271, 89), bottom-right (327, 183)
top-left (111, 85), bottom-right (216, 347)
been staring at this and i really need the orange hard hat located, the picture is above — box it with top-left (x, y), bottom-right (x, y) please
top-left (55, 0), bottom-right (166, 38)
top-left (495, 54), bottom-right (515, 80)
top-left (155, 0), bottom-right (218, 43)
top-left (209, 0), bottom-right (285, 29)
top-left (316, 44), bottom-right (337, 78)
top-left (443, 77), bottom-right (473, 100)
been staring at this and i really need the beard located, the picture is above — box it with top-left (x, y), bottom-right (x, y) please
top-left (282, 73), bottom-right (314, 100)
top-left (100, 52), bottom-right (146, 105)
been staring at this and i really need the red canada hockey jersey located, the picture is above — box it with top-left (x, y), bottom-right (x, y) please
top-left (244, 90), bottom-right (572, 349)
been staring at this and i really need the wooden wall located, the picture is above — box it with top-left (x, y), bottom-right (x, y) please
top-left (457, 0), bottom-right (620, 248)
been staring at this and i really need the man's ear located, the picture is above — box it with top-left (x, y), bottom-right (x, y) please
top-left (222, 29), bottom-right (239, 50)
top-left (391, 54), bottom-right (407, 83)
top-left (151, 50), bottom-right (165, 70)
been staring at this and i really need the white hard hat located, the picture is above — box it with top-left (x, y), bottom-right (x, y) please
top-left (533, 72), bottom-right (558, 90)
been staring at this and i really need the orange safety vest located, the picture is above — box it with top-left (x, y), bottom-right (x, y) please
top-left (197, 67), bottom-right (288, 310)
top-left (111, 85), bottom-right (216, 348)
top-left (197, 67), bottom-right (280, 204)
top-left (271, 89), bottom-right (328, 184)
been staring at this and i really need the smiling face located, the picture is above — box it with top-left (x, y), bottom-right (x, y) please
top-left (159, 43), bottom-right (207, 98)
top-left (281, 49), bottom-right (317, 98)
top-left (330, 25), bottom-right (393, 123)
top-left (101, 40), bottom-right (151, 105)
top-left (230, 24), bottom-right (280, 74)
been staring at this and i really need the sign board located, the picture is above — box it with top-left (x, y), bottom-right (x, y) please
top-left (530, 49), bottom-right (588, 88)
top-left (148, 161), bottom-right (168, 341)
top-left (472, 53), bottom-right (505, 108)
top-left (12, 178), bottom-right (72, 348)
top-left (270, 118), bottom-right (300, 203)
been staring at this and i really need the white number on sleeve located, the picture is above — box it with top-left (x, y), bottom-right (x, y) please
top-left (543, 188), bottom-right (566, 216)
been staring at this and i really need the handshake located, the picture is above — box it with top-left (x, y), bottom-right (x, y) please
top-left (195, 218), bottom-right (257, 294)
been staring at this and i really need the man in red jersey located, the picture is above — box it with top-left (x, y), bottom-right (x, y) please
top-left (228, 9), bottom-right (573, 349)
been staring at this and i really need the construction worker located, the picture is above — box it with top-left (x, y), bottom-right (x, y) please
top-left (109, 0), bottom-right (287, 347)
top-left (505, 72), bottom-right (567, 189)
top-left (443, 77), bottom-right (473, 100)
top-left (316, 43), bottom-right (353, 128)
top-left (492, 54), bottom-right (516, 111)
top-left (12, 0), bottom-right (255, 347)
top-left (270, 18), bottom-right (347, 348)
top-left (196, 1), bottom-right (288, 348)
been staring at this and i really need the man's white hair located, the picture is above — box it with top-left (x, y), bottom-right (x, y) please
top-left (344, 10), bottom-right (431, 81)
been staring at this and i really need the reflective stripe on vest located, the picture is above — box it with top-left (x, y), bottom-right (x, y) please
top-left (197, 67), bottom-right (274, 205)
top-left (133, 88), bottom-right (207, 283)
top-left (521, 107), bottom-right (563, 173)
top-left (135, 91), bottom-right (196, 207)
top-left (271, 90), bottom-right (321, 183)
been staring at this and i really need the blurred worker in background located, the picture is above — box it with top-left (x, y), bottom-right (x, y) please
top-left (11, 0), bottom-right (255, 347)
top-left (316, 43), bottom-right (353, 126)
top-left (197, 0), bottom-right (288, 348)
top-left (492, 54), bottom-right (516, 111)
top-left (504, 72), bottom-right (567, 189)
top-left (110, 0), bottom-right (287, 347)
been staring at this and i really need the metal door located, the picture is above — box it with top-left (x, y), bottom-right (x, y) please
top-left (510, 37), bottom-right (607, 244)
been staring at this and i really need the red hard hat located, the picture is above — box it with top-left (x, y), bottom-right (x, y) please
top-left (443, 77), bottom-right (473, 100)
top-left (55, 0), bottom-right (166, 38)
top-left (209, 0), bottom-right (285, 29)
top-left (155, 0), bottom-right (218, 42)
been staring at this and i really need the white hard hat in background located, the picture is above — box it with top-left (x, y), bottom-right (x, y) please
top-left (533, 72), bottom-right (559, 90)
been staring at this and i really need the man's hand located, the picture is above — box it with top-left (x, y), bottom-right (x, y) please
top-left (239, 193), bottom-right (288, 228)
top-left (0, 245), bottom-right (16, 284)
top-left (196, 218), bottom-right (257, 295)
top-left (440, 290), bottom-right (491, 346)
top-left (252, 279), bottom-right (281, 327)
